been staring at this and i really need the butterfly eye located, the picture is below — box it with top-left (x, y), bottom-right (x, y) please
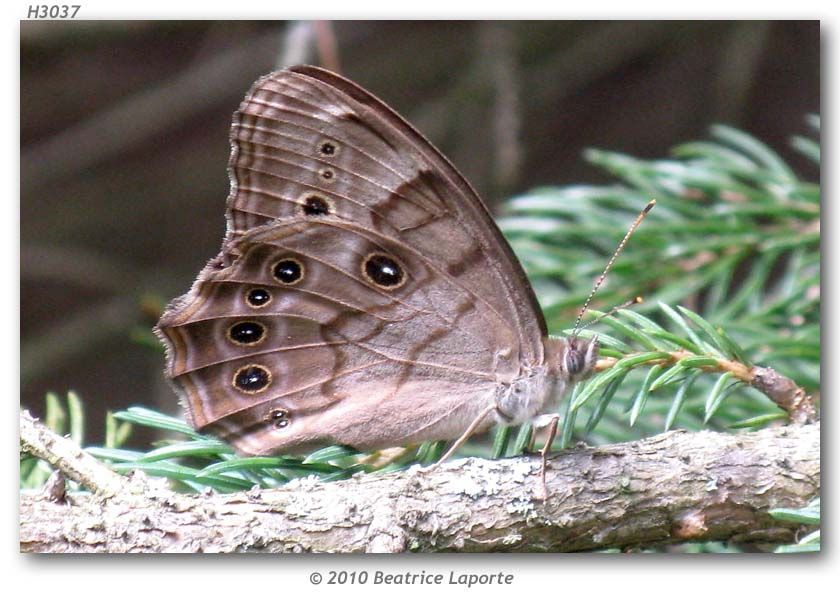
top-left (563, 347), bottom-right (584, 377)
top-left (232, 365), bottom-right (272, 394)
top-left (227, 321), bottom-right (266, 346)
top-left (318, 140), bottom-right (338, 156)
top-left (272, 258), bottom-right (304, 285)
top-left (246, 288), bottom-right (272, 308)
top-left (363, 253), bottom-right (405, 289)
top-left (562, 336), bottom-right (599, 381)
top-left (302, 195), bottom-right (330, 216)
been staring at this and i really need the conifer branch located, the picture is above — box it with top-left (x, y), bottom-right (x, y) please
top-left (19, 409), bottom-right (819, 553)
top-left (20, 410), bottom-right (127, 498)
top-left (595, 352), bottom-right (815, 424)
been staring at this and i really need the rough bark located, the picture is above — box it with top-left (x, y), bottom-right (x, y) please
top-left (20, 410), bottom-right (819, 553)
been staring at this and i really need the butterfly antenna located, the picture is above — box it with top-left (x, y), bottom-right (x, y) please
top-left (571, 199), bottom-right (656, 338)
top-left (577, 296), bottom-right (644, 331)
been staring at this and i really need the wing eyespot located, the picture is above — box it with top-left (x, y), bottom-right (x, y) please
top-left (246, 288), bottom-right (272, 308)
top-left (266, 408), bottom-right (290, 429)
top-left (232, 364), bottom-right (272, 394)
top-left (362, 253), bottom-right (406, 290)
top-left (318, 140), bottom-right (338, 157)
top-left (227, 321), bottom-right (266, 346)
top-left (272, 258), bottom-right (304, 285)
top-left (302, 194), bottom-right (331, 216)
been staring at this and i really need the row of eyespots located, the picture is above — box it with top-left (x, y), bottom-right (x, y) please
top-left (227, 258), bottom-right (301, 394)
top-left (241, 259), bottom-right (304, 312)
top-left (309, 140), bottom-right (338, 205)
top-left (246, 252), bottom-right (406, 299)
top-left (228, 252), bottom-right (406, 396)
top-left (227, 258), bottom-right (304, 384)
top-left (316, 139), bottom-right (336, 185)
top-left (224, 141), bottom-right (343, 418)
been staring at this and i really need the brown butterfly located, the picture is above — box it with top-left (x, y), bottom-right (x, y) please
top-left (155, 66), bottom-right (605, 477)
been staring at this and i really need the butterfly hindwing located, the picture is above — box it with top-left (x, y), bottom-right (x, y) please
top-left (158, 217), bottom-right (511, 453)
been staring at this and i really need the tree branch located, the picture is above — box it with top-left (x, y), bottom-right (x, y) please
top-left (19, 409), bottom-right (819, 553)
top-left (20, 410), bottom-right (125, 497)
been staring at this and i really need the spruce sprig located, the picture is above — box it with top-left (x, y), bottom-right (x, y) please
top-left (495, 117), bottom-right (818, 449)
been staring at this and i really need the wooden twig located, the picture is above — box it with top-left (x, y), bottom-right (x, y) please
top-left (19, 410), bottom-right (819, 553)
top-left (19, 410), bottom-right (127, 498)
top-left (750, 366), bottom-right (817, 425)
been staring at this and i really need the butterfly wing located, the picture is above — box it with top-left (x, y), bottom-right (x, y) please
top-left (226, 66), bottom-right (547, 354)
top-left (157, 66), bottom-right (548, 454)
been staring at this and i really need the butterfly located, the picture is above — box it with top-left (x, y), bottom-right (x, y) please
top-left (155, 66), bottom-right (612, 486)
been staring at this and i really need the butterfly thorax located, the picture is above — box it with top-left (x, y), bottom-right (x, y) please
top-left (492, 335), bottom-right (599, 425)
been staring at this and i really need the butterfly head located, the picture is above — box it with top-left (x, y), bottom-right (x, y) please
top-left (561, 335), bottom-right (599, 383)
top-left (544, 335), bottom-right (599, 384)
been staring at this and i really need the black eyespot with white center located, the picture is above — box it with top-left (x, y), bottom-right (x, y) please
top-left (227, 321), bottom-right (266, 346)
top-left (318, 140), bottom-right (337, 156)
top-left (303, 195), bottom-right (330, 216)
top-left (272, 258), bottom-right (304, 285)
top-left (319, 168), bottom-right (334, 182)
top-left (267, 408), bottom-right (290, 429)
top-left (363, 253), bottom-right (405, 289)
top-left (246, 288), bottom-right (272, 308)
top-left (232, 365), bottom-right (272, 394)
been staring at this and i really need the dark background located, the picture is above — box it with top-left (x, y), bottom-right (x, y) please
top-left (20, 20), bottom-right (820, 443)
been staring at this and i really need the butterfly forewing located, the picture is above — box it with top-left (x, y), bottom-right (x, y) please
top-left (228, 67), bottom-right (545, 348)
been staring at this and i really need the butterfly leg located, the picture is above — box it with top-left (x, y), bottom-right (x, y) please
top-left (433, 403), bottom-right (498, 467)
top-left (532, 413), bottom-right (560, 500)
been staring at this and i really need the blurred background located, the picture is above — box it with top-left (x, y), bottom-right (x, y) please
top-left (20, 20), bottom-right (819, 445)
